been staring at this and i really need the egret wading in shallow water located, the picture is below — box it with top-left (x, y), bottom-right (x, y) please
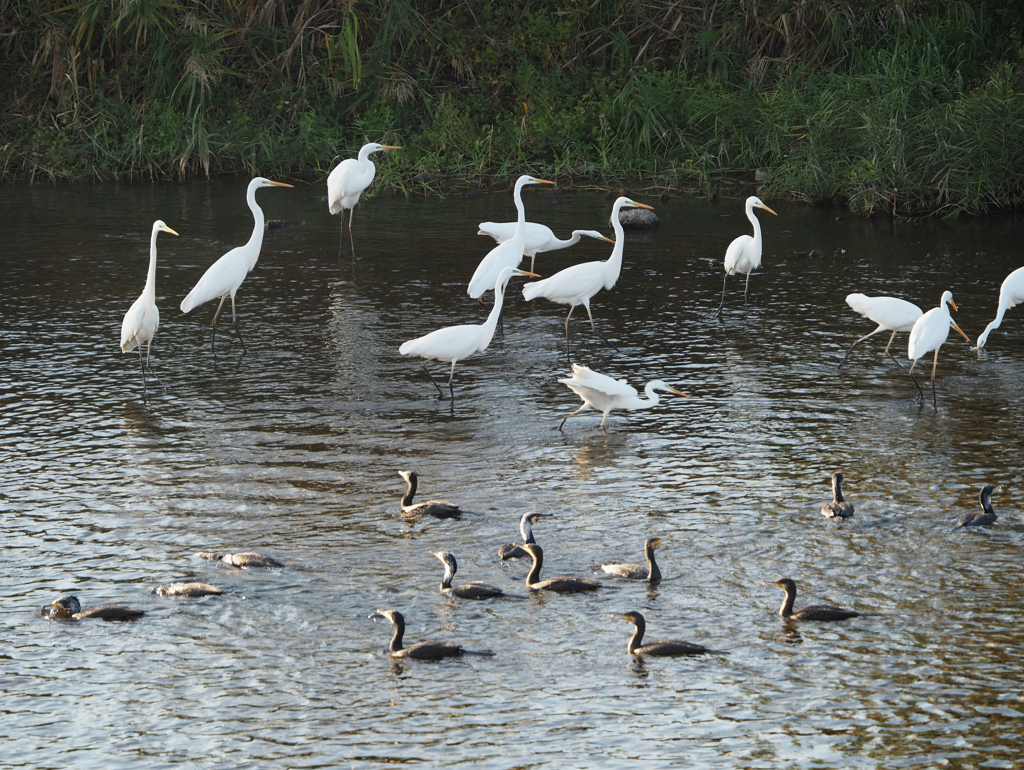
top-left (467, 176), bottom-right (554, 300)
top-left (179, 177), bottom-right (292, 356)
top-left (907, 290), bottom-right (971, 406)
top-left (766, 578), bottom-right (859, 621)
top-left (557, 363), bottom-right (687, 431)
top-left (839, 294), bottom-right (923, 368)
top-left (397, 471), bottom-right (460, 518)
top-left (478, 223), bottom-right (609, 275)
top-left (955, 484), bottom-right (1003, 528)
top-left (327, 142), bottom-right (401, 257)
top-left (369, 609), bottom-right (494, 660)
top-left (401, 266), bottom-right (538, 400)
top-left (820, 472), bottom-right (854, 519)
top-left (611, 611), bottom-right (714, 656)
top-left (711, 196), bottom-right (777, 316)
top-left (974, 265), bottom-right (1024, 350)
top-left (121, 220), bottom-right (178, 395)
top-left (521, 196), bottom-right (644, 355)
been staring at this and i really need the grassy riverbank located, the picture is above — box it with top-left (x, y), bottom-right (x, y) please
top-left (3, 1), bottom-right (1023, 216)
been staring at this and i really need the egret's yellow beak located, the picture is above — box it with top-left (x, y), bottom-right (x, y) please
top-left (532, 178), bottom-right (555, 185)
top-left (952, 322), bottom-right (971, 343)
top-left (160, 226), bottom-right (179, 236)
top-left (514, 270), bottom-right (541, 278)
top-left (383, 145), bottom-right (402, 150)
top-left (601, 237), bottom-right (616, 244)
top-left (269, 181), bottom-right (294, 188)
top-left (632, 202), bottom-right (655, 211)
top-left (668, 386), bottom-right (689, 397)
top-left (759, 203), bottom-right (778, 216)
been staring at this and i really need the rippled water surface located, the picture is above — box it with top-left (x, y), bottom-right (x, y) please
top-left (3, 180), bottom-right (1024, 769)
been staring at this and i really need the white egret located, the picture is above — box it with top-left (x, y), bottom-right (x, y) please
top-left (521, 196), bottom-right (644, 353)
top-left (557, 363), bottom-right (687, 431)
top-left (120, 220), bottom-right (178, 394)
top-left (839, 294), bottom-right (923, 368)
top-left (974, 265), bottom-right (1024, 350)
top-left (180, 177), bottom-right (292, 356)
top-left (327, 142), bottom-right (401, 257)
top-left (478, 223), bottom-right (607, 274)
top-left (467, 176), bottom-right (554, 299)
top-left (400, 266), bottom-right (539, 400)
top-left (907, 290), bottom-right (971, 405)
top-left (711, 195), bottom-right (778, 316)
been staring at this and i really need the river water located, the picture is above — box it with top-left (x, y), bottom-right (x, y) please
top-left (2, 179), bottom-right (1023, 769)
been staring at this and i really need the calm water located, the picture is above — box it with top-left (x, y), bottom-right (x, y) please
top-left (2, 180), bottom-right (1023, 769)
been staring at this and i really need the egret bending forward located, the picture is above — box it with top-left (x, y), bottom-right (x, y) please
top-left (401, 266), bottom-right (538, 400)
top-left (974, 265), bottom-right (1024, 350)
top-left (180, 177), bottom-right (292, 356)
top-left (712, 196), bottom-right (777, 316)
top-left (839, 294), bottom-right (923, 368)
top-left (121, 220), bottom-right (178, 395)
top-left (478, 223), bottom-right (610, 275)
top-left (907, 290), bottom-right (971, 406)
top-left (558, 363), bottom-right (687, 431)
top-left (327, 142), bottom-right (400, 257)
top-left (521, 196), bottom-right (644, 354)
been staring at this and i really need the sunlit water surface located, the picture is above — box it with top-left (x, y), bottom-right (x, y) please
top-left (2, 181), bottom-right (1023, 769)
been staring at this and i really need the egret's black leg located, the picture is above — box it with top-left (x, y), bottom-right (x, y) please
top-left (446, 361), bottom-right (456, 401)
top-left (421, 361), bottom-right (445, 399)
top-left (585, 305), bottom-right (620, 353)
top-left (558, 405), bottom-right (586, 432)
top-left (838, 327), bottom-right (883, 368)
top-left (711, 273), bottom-right (728, 317)
top-left (883, 330), bottom-right (904, 368)
top-left (908, 360), bottom-right (924, 402)
top-left (137, 346), bottom-right (148, 395)
top-left (145, 341), bottom-right (167, 391)
top-left (349, 208), bottom-right (357, 259)
top-left (230, 296), bottom-right (248, 356)
top-left (743, 270), bottom-right (752, 308)
top-left (931, 349), bottom-right (939, 408)
top-left (210, 295), bottom-right (228, 357)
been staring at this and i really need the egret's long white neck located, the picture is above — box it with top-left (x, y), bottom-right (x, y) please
top-left (976, 303), bottom-right (1008, 348)
top-left (244, 180), bottom-right (265, 270)
top-left (746, 198), bottom-right (763, 252)
top-left (511, 178), bottom-right (529, 242)
top-left (144, 224), bottom-right (160, 299)
top-left (603, 202), bottom-right (627, 286)
top-left (357, 146), bottom-right (377, 185)
top-left (639, 381), bottom-right (665, 409)
top-left (480, 272), bottom-right (511, 346)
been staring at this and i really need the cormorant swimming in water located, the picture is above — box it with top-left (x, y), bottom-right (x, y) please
top-left (821, 472), bottom-right (854, 519)
top-left (430, 550), bottom-right (504, 599)
top-left (611, 611), bottom-right (713, 656)
top-left (522, 543), bottom-right (601, 593)
top-left (369, 609), bottom-right (493, 659)
top-left (602, 537), bottom-right (664, 582)
top-left (398, 470), bottom-right (460, 517)
top-left (956, 484), bottom-right (1002, 528)
top-left (767, 578), bottom-right (859, 621)
top-left (196, 551), bottom-right (283, 568)
top-left (41, 595), bottom-right (144, 621)
top-left (498, 512), bottom-right (551, 560)
top-left (153, 582), bottom-right (224, 597)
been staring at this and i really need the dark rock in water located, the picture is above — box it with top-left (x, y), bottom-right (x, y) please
top-left (617, 208), bottom-right (660, 229)
top-left (754, 168), bottom-right (769, 183)
top-left (796, 251), bottom-right (808, 258)
top-left (467, 190), bottom-right (482, 200)
top-left (266, 220), bottom-right (292, 230)
top-left (809, 249), bottom-right (821, 258)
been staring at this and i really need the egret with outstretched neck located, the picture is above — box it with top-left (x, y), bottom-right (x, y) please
top-left (839, 294), bottom-right (923, 368)
top-left (327, 142), bottom-right (401, 257)
top-left (712, 196), bottom-right (777, 316)
top-left (974, 265), bottom-right (1024, 350)
top-left (121, 220), bottom-right (178, 395)
top-left (478, 223), bottom-right (609, 274)
top-left (558, 364), bottom-right (687, 431)
top-left (180, 177), bottom-right (292, 356)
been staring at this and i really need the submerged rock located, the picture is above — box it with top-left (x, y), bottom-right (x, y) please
top-left (617, 208), bottom-right (660, 229)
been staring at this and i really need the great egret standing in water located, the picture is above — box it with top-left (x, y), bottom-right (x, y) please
top-left (401, 266), bottom-right (539, 400)
top-left (907, 290), bottom-right (971, 405)
top-left (521, 196), bottom-right (644, 354)
top-left (839, 294), bottom-right (923, 368)
top-left (558, 363), bottom-right (687, 431)
top-left (974, 265), bottom-right (1024, 350)
top-left (478, 223), bottom-right (609, 274)
top-left (467, 176), bottom-right (553, 299)
top-left (121, 220), bottom-right (178, 395)
top-left (712, 196), bottom-right (777, 316)
top-left (180, 177), bottom-right (292, 356)
top-left (327, 142), bottom-right (401, 257)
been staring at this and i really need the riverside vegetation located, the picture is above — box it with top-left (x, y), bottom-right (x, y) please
top-left (2, 0), bottom-right (1023, 216)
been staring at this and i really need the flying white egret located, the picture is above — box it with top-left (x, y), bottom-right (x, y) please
top-left (521, 196), bottom-right (643, 354)
top-left (974, 265), bottom-right (1024, 350)
top-left (478, 223), bottom-right (607, 274)
top-left (401, 266), bottom-right (539, 400)
top-left (327, 142), bottom-right (401, 257)
top-left (839, 294), bottom-right (924, 368)
top-left (711, 196), bottom-right (777, 316)
top-left (120, 220), bottom-right (179, 395)
top-left (467, 176), bottom-right (554, 299)
top-left (557, 363), bottom-right (687, 431)
top-left (180, 177), bottom-right (292, 356)
top-left (907, 290), bottom-right (971, 405)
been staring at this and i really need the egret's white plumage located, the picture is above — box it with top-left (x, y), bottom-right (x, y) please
top-left (974, 265), bottom-right (1024, 350)
top-left (467, 176), bottom-right (553, 299)
top-left (712, 196), bottom-right (777, 315)
top-left (521, 197), bottom-right (644, 351)
top-left (121, 220), bottom-right (178, 394)
top-left (327, 142), bottom-right (400, 255)
top-left (907, 290), bottom-right (971, 405)
top-left (401, 266), bottom-right (539, 399)
top-left (477, 223), bottom-right (605, 273)
top-left (179, 176), bottom-right (292, 356)
top-left (839, 294), bottom-right (924, 368)
top-left (557, 363), bottom-right (687, 430)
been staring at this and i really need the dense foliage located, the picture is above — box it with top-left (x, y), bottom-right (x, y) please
top-left (2, 0), bottom-right (1023, 215)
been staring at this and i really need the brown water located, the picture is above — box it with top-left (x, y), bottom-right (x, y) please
top-left (2, 180), bottom-right (1023, 769)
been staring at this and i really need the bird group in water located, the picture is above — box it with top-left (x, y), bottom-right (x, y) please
top-left (58, 142), bottom-right (1018, 660)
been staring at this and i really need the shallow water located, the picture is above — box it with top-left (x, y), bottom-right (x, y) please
top-left (2, 180), bottom-right (1024, 769)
